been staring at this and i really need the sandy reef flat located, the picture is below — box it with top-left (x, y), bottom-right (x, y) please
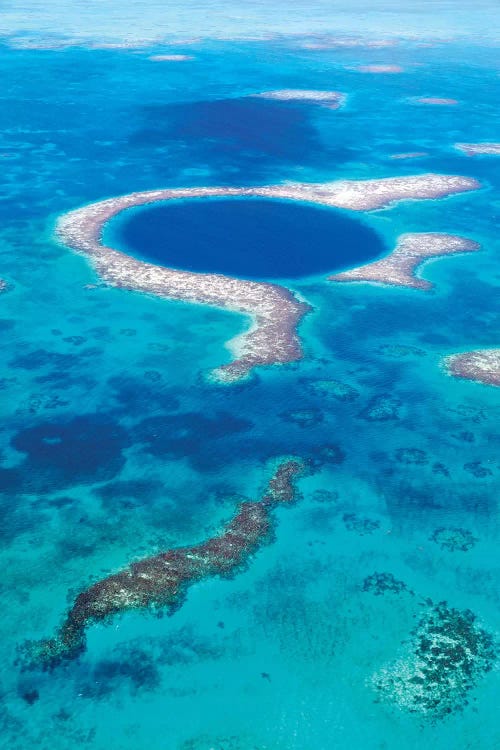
top-left (57, 174), bottom-right (480, 381)
top-left (414, 97), bottom-right (459, 105)
top-left (352, 64), bottom-right (404, 73)
top-left (330, 232), bottom-right (480, 289)
top-left (445, 349), bottom-right (500, 386)
top-left (148, 54), bottom-right (194, 61)
top-left (389, 152), bottom-right (429, 160)
top-left (254, 89), bottom-right (346, 108)
top-left (455, 142), bottom-right (500, 156)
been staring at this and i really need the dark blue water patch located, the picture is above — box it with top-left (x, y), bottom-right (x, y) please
top-left (130, 97), bottom-right (335, 180)
top-left (0, 415), bottom-right (131, 494)
top-left (132, 411), bottom-right (253, 470)
top-left (108, 198), bottom-right (387, 280)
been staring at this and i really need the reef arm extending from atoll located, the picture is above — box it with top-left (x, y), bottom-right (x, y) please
top-left (329, 233), bottom-right (480, 290)
top-left (57, 174), bottom-right (480, 381)
top-left (255, 173), bottom-right (480, 212)
top-left (26, 459), bottom-right (308, 668)
top-left (444, 348), bottom-right (500, 387)
top-left (56, 187), bottom-right (311, 384)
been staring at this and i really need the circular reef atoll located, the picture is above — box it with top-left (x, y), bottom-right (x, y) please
top-left (330, 232), bottom-right (480, 290)
top-left (253, 89), bottom-right (346, 109)
top-left (455, 142), bottom-right (500, 156)
top-left (26, 458), bottom-right (308, 668)
top-left (57, 174), bottom-right (480, 381)
top-left (444, 348), bottom-right (500, 387)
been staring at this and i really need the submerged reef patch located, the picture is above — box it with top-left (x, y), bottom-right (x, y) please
top-left (280, 408), bottom-right (323, 428)
top-left (304, 378), bottom-right (359, 401)
top-left (254, 89), bottom-right (346, 109)
top-left (343, 512), bottom-right (380, 535)
top-left (414, 97), bottom-right (459, 106)
top-left (430, 527), bottom-right (478, 552)
top-left (352, 64), bottom-right (404, 73)
top-left (330, 233), bottom-right (480, 290)
top-left (362, 572), bottom-right (413, 596)
top-left (375, 343), bottom-right (426, 358)
top-left (373, 603), bottom-right (496, 719)
top-left (444, 349), bottom-right (500, 387)
top-left (25, 458), bottom-right (308, 668)
top-left (358, 393), bottom-right (403, 421)
top-left (57, 175), bottom-right (479, 382)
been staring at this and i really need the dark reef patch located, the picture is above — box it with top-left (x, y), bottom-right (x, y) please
top-left (362, 572), bottom-right (413, 596)
top-left (311, 489), bottom-right (339, 504)
top-left (464, 461), bottom-right (493, 479)
top-left (304, 378), bottom-right (360, 402)
top-left (375, 343), bottom-right (426, 359)
top-left (430, 527), bottom-right (478, 552)
top-left (432, 462), bottom-right (450, 477)
top-left (358, 394), bottom-right (403, 422)
top-left (85, 647), bottom-right (161, 697)
top-left (395, 448), bottom-right (429, 466)
top-left (280, 408), bottom-right (323, 428)
top-left (15, 393), bottom-right (70, 416)
top-left (343, 512), bottom-right (380, 535)
top-left (374, 602), bottom-right (496, 719)
top-left (311, 443), bottom-right (346, 468)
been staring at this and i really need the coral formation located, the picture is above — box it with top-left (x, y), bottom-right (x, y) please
top-left (57, 175), bottom-right (480, 380)
top-left (331, 233), bottom-right (480, 290)
top-left (26, 459), bottom-right (308, 667)
top-left (358, 393), bottom-right (402, 421)
top-left (343, 513), bottom-right (380, 535)
top-left (254, 89), bottom-right (346, 109)
top-left (362, 572), bottom-right (413, 596)
top-left (430, 527), bottom-right (478, 552)
top-left (373, 603), bottom-right (495, 719)
top-left (445, 349), bottom-right (500, 387)
top-left (305, 378), bottom-right (359, 401)
top-left (353, 64), bottom-right (404, 73)
top-left (455, 142), bottom-right (500, 156)
top-left (415, 97), bottom-right (458, 105)
top-left (395, 448), bottom-right (428, 465)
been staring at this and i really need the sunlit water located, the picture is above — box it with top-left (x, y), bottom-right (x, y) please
top-left (0, 16), bottom-right (499, 750)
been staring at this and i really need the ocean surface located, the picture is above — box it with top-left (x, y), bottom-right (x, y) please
top-left (0, 11), bottom-right (499, 750)
top-left (106, 198), bottom-right (387, 279)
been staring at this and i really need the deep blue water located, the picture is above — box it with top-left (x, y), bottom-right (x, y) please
top-left (109, 198), bottom-right (387, 279)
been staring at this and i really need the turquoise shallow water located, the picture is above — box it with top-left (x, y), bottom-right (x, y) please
top-left (0, 20), bottom-right (499, 750)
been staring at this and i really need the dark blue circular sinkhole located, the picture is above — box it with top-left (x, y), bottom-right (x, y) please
top-left (106, 197), bottom-right (386, 280)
